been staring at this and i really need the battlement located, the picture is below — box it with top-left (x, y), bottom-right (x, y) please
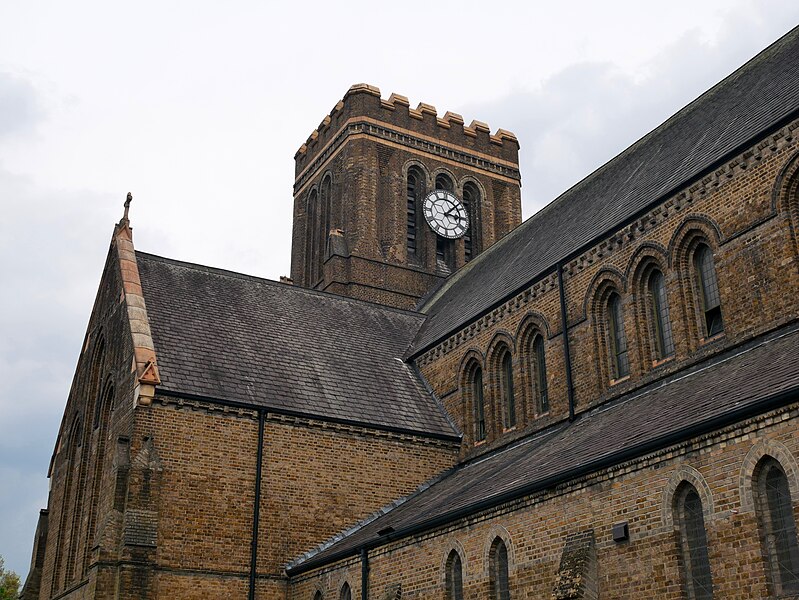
top-left (294, 83), bottom-right (520, 179)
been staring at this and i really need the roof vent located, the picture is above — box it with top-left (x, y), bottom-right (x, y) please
top-left (377, 526), bottom-right (395, 536)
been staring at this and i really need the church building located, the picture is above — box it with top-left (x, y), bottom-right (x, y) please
top-left (22, 26), bottom-right (799, 600)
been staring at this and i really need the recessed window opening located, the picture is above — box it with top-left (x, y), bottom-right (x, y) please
top-left (648, 270), bottom-right (675, 359)
top-left (532, 334), bottom-right (548, 413)
top-left (607, 293), bottom-right (630, 379)
top-left (446, 550), bottom-right (464, 600)
top-left (490, 538), bottom-right (510, 600)
top-left (472, 366), bottom-right (486, 441)
top-left (675, 484), bottom-right (713, 600)
top-left (500, 351), bottom-right (516, 429)
top-left (694, 244), bottom-right (723, 337)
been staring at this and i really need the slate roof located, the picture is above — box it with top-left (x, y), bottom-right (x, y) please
top-left (288, 324), bottom-right (799, 573)
top-left (409, 25), bottom-right (799, 356)
top-left (136, 252), bottom-right (458, 440)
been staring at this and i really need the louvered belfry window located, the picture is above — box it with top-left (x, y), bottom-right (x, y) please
top-left (462, 183), bottom-right (479, 261)
top-left (446, 550), bottom-right (464, 600)
top-left (693, 244), bottom-right (723, 337)
top-left (757, 459), bottom-right (799, 595)
top-left (407, 170), bottom-right (422, 258)
top-left (607, 293), bottom-right (630, 379)
top-left (490, 538), bottom-right (510, 600)
top-left (676, 485), bottom-right (713, 600)
top-left (648, 270), bottom-right (675, 358)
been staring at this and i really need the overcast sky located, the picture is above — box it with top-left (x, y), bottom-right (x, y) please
top-left (1, 0), bottom-right (797, 579)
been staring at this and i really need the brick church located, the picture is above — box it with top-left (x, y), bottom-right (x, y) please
top-left (21, 26), bottom-right (799, 600)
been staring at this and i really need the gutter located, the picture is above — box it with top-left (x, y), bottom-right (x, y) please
top-left (286, 384), bottom-right (799, 576)
top-left (249, 409), bottom-right (266, 600)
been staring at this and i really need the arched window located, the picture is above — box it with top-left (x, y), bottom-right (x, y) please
top-left (321, 175), bottom-right (332, 252)
top-left (435, 173), bottom-right (454, 192)
top-left (407, 168), bottom-right (424, 259)
top-left (469, 364), bottom-right (486, 442)
top-left (462, 182), bottom-right (480, 261)
top-left (340, 583), bottom-right (351, 600)
top-left (306, 188), bottom-right (320, 285)
top-left (675, 483), bottom-right (713, 600)
top-left (489, 538), bottom-right (510, 600)
top-left (530, 334), bottom-right (548, 414)
top-left (499, 350), bottom-right (516, 429)
top-left (607, 293), bottom-right (629, 379)
top-left (693, 244), bottom-right (723, 337)
top-left (647, 270), bottom-right (674, 359)
top-left (755, 458), bottom-right (799, 595)
top-left (313, 591), bottom-right (323, 600)
top-left (84, 382), bottom-right (114, 575)
top-left (445, 550), bottom-right (464, 600)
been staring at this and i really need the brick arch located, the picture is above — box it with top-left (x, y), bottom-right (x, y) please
top-left (739, 438), bottom-right (799, 513)
top-left (626, 244), bottom-right (676, 366)
top-left (440, 538), bottom-right (469, 584)
top-left (336, 573), bottom-right (357, 600)
top-left (772, 149), bottom-right (799, 252)
top-left (668, 215), bottom-right (724, 346)
top-left (483, 525), bottom-right (516, 573)
top-left (667, 215), bottom-right (723, 269)
top-left (515, 312), bottom-right (552, 419)
top-left (458, 348), bottom-right (486, 443)
top-left (432, 166), bottom-right (457, 189)
top-left (581, 266), bottom-right (626, 320)
top-left (457, 175), bottom-right (487, 199)
top-left (661, 465), bottom-right (715, 529)
top-left (584, 269), bottom-right (627, 385)
top-left (403, 158), bottom-right (430, 180)
top-left (485, 331), bottom-right (521, 432)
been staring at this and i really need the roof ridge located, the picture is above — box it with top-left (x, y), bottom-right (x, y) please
top-left (135, 250), bottom-right (426, 319)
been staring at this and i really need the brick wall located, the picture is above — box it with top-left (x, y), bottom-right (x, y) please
top-left (416, 119), bottom-right (799, 459)
top-left (288, 403), bottom-right (799, 600)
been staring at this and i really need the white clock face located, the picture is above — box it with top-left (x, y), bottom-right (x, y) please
top-left (422, 190), bottom-right (469, 239)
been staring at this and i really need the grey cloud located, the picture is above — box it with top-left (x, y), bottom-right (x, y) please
top-left (0, 72), bottom-right (44, 137)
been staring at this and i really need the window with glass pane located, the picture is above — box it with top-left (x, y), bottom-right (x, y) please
top-left (607, 293), bottom-right (630, 378)
top-left (532, 335), bottom-right (549, 413)
top-left (648, 270), bottom-right (675, 358)
top-left (472, 367), bottom-right (486, 441)
top-left (677, 485), bottom-right (713, 600)
top-left (501, 352), bottom-right (516, 428)
top-left (490, 539), bottom-right (510, 600)
top-left (757, 459), bottom-right (799, 595)
top-left (340, 583), bottom-right (351, 600)
top-left (446, 551), bottom-right (464, 600)
top-left (693, 245), bottom-right (723, 337)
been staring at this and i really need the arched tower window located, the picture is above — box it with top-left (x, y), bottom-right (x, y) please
top-left (462, 182), bottom-right (481, 261)
top-left (446, 550), bottom-right (464, 600)
top-left (754, 457), bottom-right (799, 595)
top-left (340, 583), bottom-right (352, 600)
top-left (407, 168), bottom-right (425, 260)
top-left (647, 270), bottom-right (674, 359)
top-left (693, 244), bottom-right (723, 337)
top-left (489, 537), bottom-right (510, 600)
top-left (607, 293), bottom-right (630, 379)
top-left (435, 174), bottom-right (455, 273)
top-left (530, 334), bottom-right (548, 414)
top-left (321, 175), bottom-right (332, 252)
top-left (306, 188), bottom-right (320, 285)
top-left (674, 483), bottom-right (713, 600)
top-left (499, 349), bottom-right (516, 429)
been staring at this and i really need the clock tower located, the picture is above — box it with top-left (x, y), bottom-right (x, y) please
top-left (290, 83), bottom-right (522, 310)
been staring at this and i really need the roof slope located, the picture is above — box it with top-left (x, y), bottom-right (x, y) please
top-left (291, 324), bottom-right (799, 572)
top-left (410, 26), bottom-right (799, 355)
top-left (136, 252), bottom-right (457, 439)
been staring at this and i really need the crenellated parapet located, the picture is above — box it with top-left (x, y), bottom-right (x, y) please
top-left (294, 83), bottom-right (520, 192)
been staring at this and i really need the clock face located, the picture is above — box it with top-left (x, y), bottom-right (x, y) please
top-left (422, 190), bottom-right (469, 239)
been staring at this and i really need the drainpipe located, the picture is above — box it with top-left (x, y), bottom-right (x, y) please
top-left (249, 410), bottom-right (266, 600)
top-left (361, 548), bottom-right (369, 600)
top-left (557, 263), bottom-right (576, 421)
